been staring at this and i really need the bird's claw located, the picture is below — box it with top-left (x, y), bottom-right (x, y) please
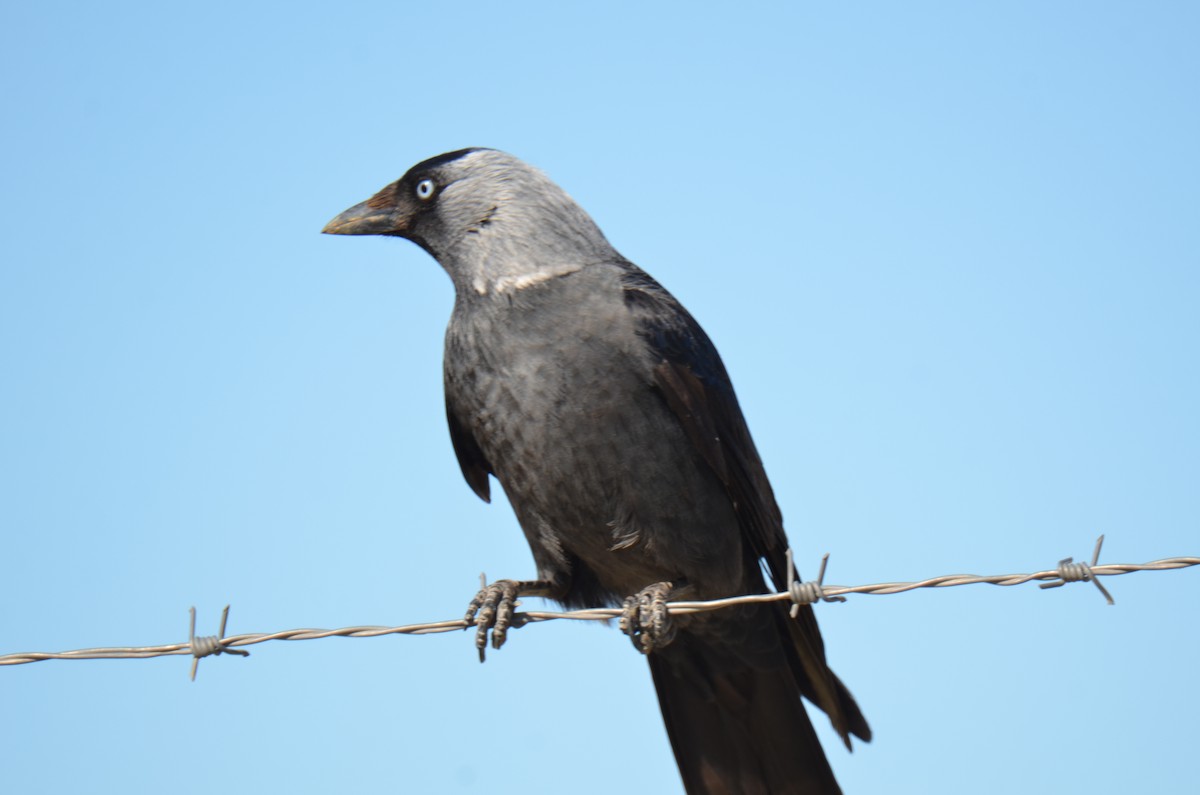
top-left (620, 581), bottom-right (677, 654)
top-left (464, 579), bottom-right (522, 662)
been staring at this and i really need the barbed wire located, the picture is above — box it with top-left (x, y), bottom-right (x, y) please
top-left (2, 535), bottom-right (1195, 677)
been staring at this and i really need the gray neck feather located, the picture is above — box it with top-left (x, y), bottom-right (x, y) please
top-left (430, 153), bottom-right (619, 296)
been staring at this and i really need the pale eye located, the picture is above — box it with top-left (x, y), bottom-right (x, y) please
top-left (415, 178), bottom-right (436, 201)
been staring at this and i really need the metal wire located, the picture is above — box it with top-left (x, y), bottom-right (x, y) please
top-left (2, 539), bottom-right (1195, 673)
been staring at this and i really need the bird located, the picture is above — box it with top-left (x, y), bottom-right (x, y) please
top-left (323, 148), bottom-right (870, 794)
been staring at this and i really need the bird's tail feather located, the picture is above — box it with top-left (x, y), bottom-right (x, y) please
top-left (648, 607), bottom-right (845, 795)
top-left (780, 604), bottom-right (872, 748)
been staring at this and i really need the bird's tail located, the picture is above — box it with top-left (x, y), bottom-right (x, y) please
top-left (648, 603), bottom-right (862, 795)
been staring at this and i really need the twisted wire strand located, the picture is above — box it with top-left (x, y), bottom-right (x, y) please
top-left (2, 552), bottom-right (1195, 670)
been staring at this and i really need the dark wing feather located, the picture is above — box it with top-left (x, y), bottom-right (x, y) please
top-left (619, 265), bottom-right (787, 578)
top-left (445, 394), bottom-right (492, 503)
top-left (620, 265), bottom-right (870, 745)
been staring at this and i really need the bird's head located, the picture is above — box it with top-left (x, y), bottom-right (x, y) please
top-left (323, 148), bottom-right (616, 295)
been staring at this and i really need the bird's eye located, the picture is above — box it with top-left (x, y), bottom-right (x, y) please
top-left (415, 178), bottom-right (436, 201)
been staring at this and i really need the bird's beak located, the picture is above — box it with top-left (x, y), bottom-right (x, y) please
top-left (322, 184), bottom-right (411, 236)
top-left (322, 200), bottom-right (400, 236)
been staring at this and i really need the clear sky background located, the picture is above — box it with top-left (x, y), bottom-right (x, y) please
top-left (2, 2), bottom-right (1197, 793)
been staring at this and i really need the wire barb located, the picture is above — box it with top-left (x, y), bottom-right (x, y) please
top-left (1037, 535), bottom-right (1115, 605)
top-left (785, 549), bottom-right (846, 617)
top-left (189, 605), bottom-right (250, 681)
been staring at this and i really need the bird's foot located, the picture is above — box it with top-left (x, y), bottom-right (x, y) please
top-left (464, 578), bottom-right (525, 662)
top-left (463, 577), bottom-right (558, 661)
top-left (465, 583), bottom-right (549, 662)
top-left (620, 581), bottom-right (677, 654)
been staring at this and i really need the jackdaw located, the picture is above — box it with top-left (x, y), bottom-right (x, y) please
top-left (323, 148), bottom-right (870, 794)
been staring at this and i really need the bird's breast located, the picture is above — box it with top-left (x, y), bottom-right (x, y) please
top-left (444, 279), bottom-right (743, 597)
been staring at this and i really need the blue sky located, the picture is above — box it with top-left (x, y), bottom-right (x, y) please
top-left (2, 2), bottom-right (1197, 792)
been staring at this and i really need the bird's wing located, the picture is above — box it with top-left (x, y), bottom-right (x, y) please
top-left (619, 265), bottom-right (791, 583)
top-left (445, 393), bottom-right (492, 503)
top-left (619, 265), bottom-right (871, 745)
